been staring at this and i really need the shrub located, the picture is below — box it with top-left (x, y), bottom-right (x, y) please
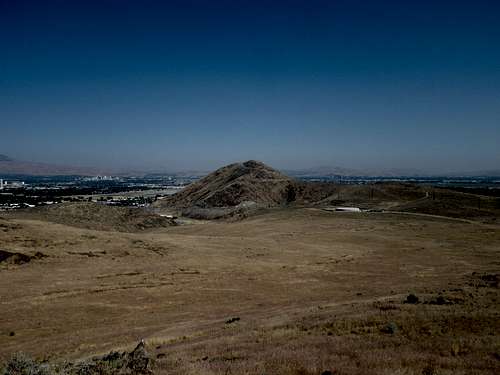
top-left (1, 353), bottom-right (52, 375)
top-left (405, 294), bottom-right (419, 304)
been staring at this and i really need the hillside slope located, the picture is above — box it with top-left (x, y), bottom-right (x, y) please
top-left (10, 202), bottom-right (175, 232)
top-left (157, 160), bottom-right (500, 222)
top-left (160, 160), bottom-right (297, 209)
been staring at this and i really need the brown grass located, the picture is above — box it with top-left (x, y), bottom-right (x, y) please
top-left (152, 280), bottom-right (499, 375)
top-left (0, 208), bottom-right (499, 374)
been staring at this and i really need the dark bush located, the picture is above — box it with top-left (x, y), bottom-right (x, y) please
top-left (405, 294), bottom-right (419, 304)
top-left (1, 353), bottom-right (51, 375)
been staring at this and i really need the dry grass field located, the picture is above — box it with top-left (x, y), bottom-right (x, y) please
top-left (1, 208), bottom-right (499, 374)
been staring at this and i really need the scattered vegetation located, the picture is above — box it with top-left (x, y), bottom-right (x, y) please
top-left (1, 342), bottom-right (152, 375)
top-left (225, 317), bottom-right (241, 325)
top-left (405, 294), bottom-right (420, 304)
top-left (1, 193), bottom-right (498, 374)
top-left (0, 250), bottom-right (46, 265)
top-left (1, 353), bottom-right (51, 375)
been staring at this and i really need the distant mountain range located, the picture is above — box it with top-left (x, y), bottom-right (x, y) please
top-left (0, 154), bottom-right (202, 177)
top-left (285, 166), bottom-right (432, 178)
top-left (444, 170), bottom-right (500, 178)
top-left (0, 154), bottom-right (103, 176)
top-left (285, 166), bottom-right (500, 178)
top-left (1, 154), bottom-right (499, 178)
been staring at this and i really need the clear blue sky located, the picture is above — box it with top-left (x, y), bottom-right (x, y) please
top-left (1, 0), bottom-right (499, 173)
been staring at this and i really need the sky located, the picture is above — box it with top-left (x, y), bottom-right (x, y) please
top-left (1, 0), bottom-right (499, 173)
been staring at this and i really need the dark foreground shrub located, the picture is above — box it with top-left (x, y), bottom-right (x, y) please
top-left (1, 353), bottom-right (51, 375)
top-left (1, 342), bottom-right (152, 375)
top-left (404, 294), bottom-right (419, 304)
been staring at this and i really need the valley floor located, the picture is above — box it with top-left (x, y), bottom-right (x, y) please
top-left (1, 208), bottom-right (499, 374)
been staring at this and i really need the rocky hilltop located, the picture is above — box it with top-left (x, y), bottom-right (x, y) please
top-left (157, 160), bottom-right (500, 222)
top-left (156, 160), bottom-right (337, 219)
top-left (164, 160), bottom-right (297, 208)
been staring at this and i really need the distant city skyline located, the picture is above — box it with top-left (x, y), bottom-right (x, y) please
top-left (1, 1), bottom-right (499, 173)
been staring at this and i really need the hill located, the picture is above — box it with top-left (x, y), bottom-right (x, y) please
top-left (156, 160), bottom-right (438, 215)
top-left (391, 188), bottom-right (500, 222)
top-left (157, 160), bottom-right (500, 222)
top-left (0, 155), bottom-right (102, 176)
top-left (10, 202), bottom-right (175, 232)
top-left (158, 160), bottom-right (298, 214)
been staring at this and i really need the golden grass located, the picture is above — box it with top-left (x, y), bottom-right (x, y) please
top-left (1, 209), bottom-right (499, 374)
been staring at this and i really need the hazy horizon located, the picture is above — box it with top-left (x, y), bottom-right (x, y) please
top-left (2, 1), bottom-right (499, 173)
